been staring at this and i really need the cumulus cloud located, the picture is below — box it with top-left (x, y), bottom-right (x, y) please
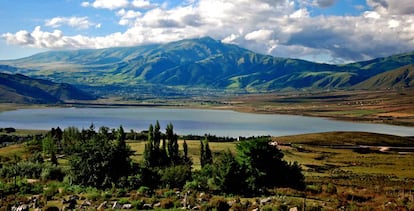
top-left (131, 0), bottom-right (152, 9)
top-left (45, 16), bottom-right (98, 29)
top-left (3, 0), bottom-right (414, 63)
top-left (82, 0), bottom-right (129, 10)
top-left (368, 0), bottom-right (414, 15)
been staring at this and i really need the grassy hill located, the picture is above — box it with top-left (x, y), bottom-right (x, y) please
top-left (1, 37), bottom-right (414, 93)
top-left (0, 72), bottom-right (96, 103)
top-left (353, 64), bottom-right (414, 89)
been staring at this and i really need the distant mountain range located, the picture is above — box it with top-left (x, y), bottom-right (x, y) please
top-left (1, 37), bottom-right (414, 95)
top-left (0, 71), bottom-right (95, 103)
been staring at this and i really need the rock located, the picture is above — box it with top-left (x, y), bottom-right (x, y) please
top-left (81, 199), bottom-right (91, 207)
top-left (192, 205), bottom-right (201, 210)
top-left (16, 204), bottom-right (29, 211)
top-left (122, 204), bottom-right (133, 209)
top-left (112, 201), bottom-right (122, 209)
top-left (153, 202), bottom-right (161, 208)
top-left (289, 207), bottom-right (298, 211)
top-left (143, 203), bottom-right (153, 209)
top-left (97, 201), bottom-right (107, 211)
top-left (260, 197), bottom-right (272, 205)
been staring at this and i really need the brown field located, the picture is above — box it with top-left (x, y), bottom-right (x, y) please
top-left (214, 89), bottom-right (414, 127)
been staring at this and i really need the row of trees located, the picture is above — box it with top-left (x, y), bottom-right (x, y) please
top-left (1, 122), bottom-right (305, 196)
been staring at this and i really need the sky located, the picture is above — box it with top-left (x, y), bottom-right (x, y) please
top-left (0, 0), bottom-right (413, 64)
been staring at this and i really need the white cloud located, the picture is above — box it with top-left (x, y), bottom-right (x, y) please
top-left (83, 0), bottom-right (129, 10)
top-left (245, 29), bottom-right (274, 41)
top-left (3, 0), bottom-right (414, 63)
top-left (45, 16), bottom-right (98, 29)
top-left (117, 9), bottom-right (142, 26)
top-left (131, 0), bottom-right (152, 9)
top-left (368, 0), bottom-right (414, 15)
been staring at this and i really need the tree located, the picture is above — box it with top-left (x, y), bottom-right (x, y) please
top-left (212, 150), bottom-right (244, 194)
top-left (160, 165), bottom-right (192, 189)
top-left (236, 138), bottom-right (305, 193)
top-left (68, 126), bottom-right (133, 189)
top-left (200, 138), bottom-right (213, 167)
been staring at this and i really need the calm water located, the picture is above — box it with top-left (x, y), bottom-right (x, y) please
top-left (0, 107), bottom-right (413, 137)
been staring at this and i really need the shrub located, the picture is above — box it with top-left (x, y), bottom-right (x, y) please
top-left (261, 205), bottom-right (276, 211)
top-left (160, 198), bottom-right (175, 209)
top-left (326, 183), bottom-right (337, 194)
top-left (102, 192), bottom-right (112, 200)
top-left (41, 165), bottom-right (65, 181)
top-left (306, 185), bottom-right (322, 194)
top-left (118, 198), bottom-right (130, 204)
top-left (160, 165), bottom-right (192, 189)
top-left (43, 185), bottom-right (59, 200)
top-left (207, 196), bottom-right (230, 211)
top-left (137, 186), bottom-right (151, 196)
top-left (86, 189), bottom-right (101, 201)
top-left (115, 188), bottom-right (127, 197)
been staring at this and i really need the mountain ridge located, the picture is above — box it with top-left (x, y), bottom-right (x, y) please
top-left (1, 37), bottom-right (414, 93)
top-left (0, 71), bottom-right (96, 104)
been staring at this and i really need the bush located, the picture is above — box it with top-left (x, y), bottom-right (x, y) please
top-left (160, 165), bottom-right (192, 189)
top-left (207, 196), bottom-right (230, 211)
top-left (306, 185), bottom-right (322, 194)
top-left (41, 165), bottom-right (65, 181)
top-left (326, 183), bottom-right (337, 194)
top-left (137, 186), bottom-right (151, 196)
top-left (43, 185), bottom-right (59, 200)
top-left (160, 198), bottom-right (175, 209)
top-left (86, 189), bottom-right (101, 201)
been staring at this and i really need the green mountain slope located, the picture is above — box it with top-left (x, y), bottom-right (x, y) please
top-left (1, 37), bottom-right (414, 92)
top-left (353, 64), bottom-right (414, 89)
top-left (0, 71), bottom-right (96, 103)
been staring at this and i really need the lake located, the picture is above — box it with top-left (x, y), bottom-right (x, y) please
top-left (0, 107), bottom-right (413, 137)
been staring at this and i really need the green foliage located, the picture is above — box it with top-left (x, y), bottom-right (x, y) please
top-left (211, 150), bottom-right (244, 194)
top-left (207, 196), bottom-right (230, 211)
top-left (326, 183), bottom-right (337, 194)
top-left (200, 139), bottom-right (213, 167)
top-left (141, 121), bottom-right (193, 189)
top-left (306, 185), bottom-right (323, 194)
top-left (43, 183), bottom-right (59, 200)
top-left (236, 138), bottom-right (305, 193)
top-left (68, 126), bottom-right (133, 189)
top-left (185, 164), bottom-right (213, 191)
top-left (160, 165), bottom-right (192, 189)
top-left (40, 165), bottom-right (65, 181)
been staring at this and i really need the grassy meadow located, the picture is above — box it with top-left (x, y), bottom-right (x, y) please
top-left (0, 128), bottom-right (413, 209)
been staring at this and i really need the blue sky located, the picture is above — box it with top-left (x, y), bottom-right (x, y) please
top-left (1, 0), bottom-right (413, 63)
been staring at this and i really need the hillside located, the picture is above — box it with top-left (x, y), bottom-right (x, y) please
top-left (1, 37), bottom-right (414, 93)
top-left (0, 71), bottom-right (96, 103)
top-left (353, 64), bottom-right (414, 89)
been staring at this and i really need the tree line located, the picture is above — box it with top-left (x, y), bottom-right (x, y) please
top-left (0, 122), bottom-right (304, 196)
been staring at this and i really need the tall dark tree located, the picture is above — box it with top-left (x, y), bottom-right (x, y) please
top-left (236, 138), bottom-right (305, 193)
top-left (212, 150), bottom-right (244, 194)
top-left (166, 123), bottom-right (180, 165)
top-left (200, 138), bottom-right (213, 167)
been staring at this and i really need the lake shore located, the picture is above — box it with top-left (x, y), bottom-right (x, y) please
top-left (1, 89), bottom-right (414, 128)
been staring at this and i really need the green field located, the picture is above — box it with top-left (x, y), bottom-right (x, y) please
top-left (0, 130), bottom-right (413, 209)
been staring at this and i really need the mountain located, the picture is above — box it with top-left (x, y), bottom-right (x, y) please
top-left (0, 71), bottom-right (96, 103)
top-left (1, 37), bottom-right (414, 93)
top-left (353, 64), bottom-right (414, 89)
